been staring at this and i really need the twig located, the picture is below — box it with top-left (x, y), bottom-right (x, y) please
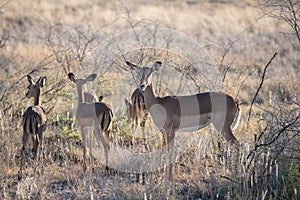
top-left (246, 114), bottom-right (300, 163)
top-left (0, 54), bottom-right (54, 103)
top-left (255, 114), bottom-right (299, 148)
top-left (246, 52), bottom-right (277, 128)
top-left (0, 31), bottom-right (9, 48)
top-left (235, 69), bottom-right (256, 99)
top-left (220, 175), bottom-right (238, 183)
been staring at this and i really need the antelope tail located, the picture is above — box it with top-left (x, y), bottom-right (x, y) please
top-left (101, 110), bottom-right (113, 131)
top-left (23, 115), bottom-right (40, 135)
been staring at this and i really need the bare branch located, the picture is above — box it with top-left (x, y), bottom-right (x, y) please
top-left (261, 0), bottom-right (300, 49)
top-left (246, 52), bottom-right (277, 127)
top-left (256, 114), bottom-right (300, 148)
top-left (0, 30), bottom-right (9, 48)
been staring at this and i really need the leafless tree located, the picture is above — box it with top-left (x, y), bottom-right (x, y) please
top-left (45, 24), bottom-right (100, 74)
top-left (261, 0), bottom-right (300, 50)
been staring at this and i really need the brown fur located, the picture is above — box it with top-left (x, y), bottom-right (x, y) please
top-left (125, 87), bottom-right (148, 129)
top-left (143, 83), bottom-right (240, 180)
top-left (68, 72), bottom-right (112, 171)
top-left (19, 75), bottom-right (47, 180)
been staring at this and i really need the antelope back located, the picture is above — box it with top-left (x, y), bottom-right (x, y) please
top-left (131, 87), bottom-right (146, 114)
top-left (23, 106), bottom-right (47, 134)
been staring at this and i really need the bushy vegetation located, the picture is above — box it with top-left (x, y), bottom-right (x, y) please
top-left (0, 0), bottom-right (299, 199)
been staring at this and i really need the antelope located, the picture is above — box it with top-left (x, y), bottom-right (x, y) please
top-left (143, 73), bottom-right (240, 180)
top-left (19, 75), bottom-right (47, 180)
top-left (124, 86), bottom-right (149, 148)
top-left (68, 72), bottom-right (113, 171)
top-left (125, 61), bottom-right (162, 145)
top-left (124, 86), bottom-right (147, 130)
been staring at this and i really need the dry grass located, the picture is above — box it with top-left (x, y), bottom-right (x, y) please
top-left (0, 0), bottom-right (299, 199)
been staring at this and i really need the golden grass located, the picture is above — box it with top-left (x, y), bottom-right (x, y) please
top-left (0, 0), bottom-right (299, 199)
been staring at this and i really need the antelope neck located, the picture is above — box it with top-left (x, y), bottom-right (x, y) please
top-left (144, 87), bottom-right (157, 107)
top-left (34, 90), bottom-right (42, 106)
top-left (77, 86), bottom-right (84, 104)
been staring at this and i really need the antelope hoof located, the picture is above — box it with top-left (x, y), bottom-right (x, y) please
top-left (105, 166), bottom-right (110, 176)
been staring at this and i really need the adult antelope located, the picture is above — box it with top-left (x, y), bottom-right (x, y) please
top-left (124, 86), bottom-right (149, 149)
top-left (68, 72), bottom-right (113, 171)
top-left (124, 86), bottom-right (147, 131)
top-left (19, 75), bottom-right (47, 180)
top-left (143, 78), bottom-right (240, 180)
top-left (125, 61), bottom-right (162, 144)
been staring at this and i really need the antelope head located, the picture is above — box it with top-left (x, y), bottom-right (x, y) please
top-left (126, 61), bottom-right (162, 86)
top-left (68, 73), bottom-right (97, 90)
top-left (26, 75), bottom-right (46, 98)
top-left (68, 72), bottom-right (97, 103)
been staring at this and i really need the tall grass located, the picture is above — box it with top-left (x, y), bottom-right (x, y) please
top-left (0, 0), bottom-right (299, 199)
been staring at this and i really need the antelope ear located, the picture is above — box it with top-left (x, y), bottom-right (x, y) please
top-left (86, 73), bottom-right (97, 82)
top-left (144, 83), bottom-right (152, 92)
top-left (68, 73), bottom-right (76, 82)
top-left (37, 76), bottom-right (47, 88)
top-left (126, 61), bottom-right (138, 70)
top-left (27, 74), bottom-right (33, 84)
top-left (140, 84), bottom-right (145, 91)
top-left (152, 61), bottom-right (162, 71)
